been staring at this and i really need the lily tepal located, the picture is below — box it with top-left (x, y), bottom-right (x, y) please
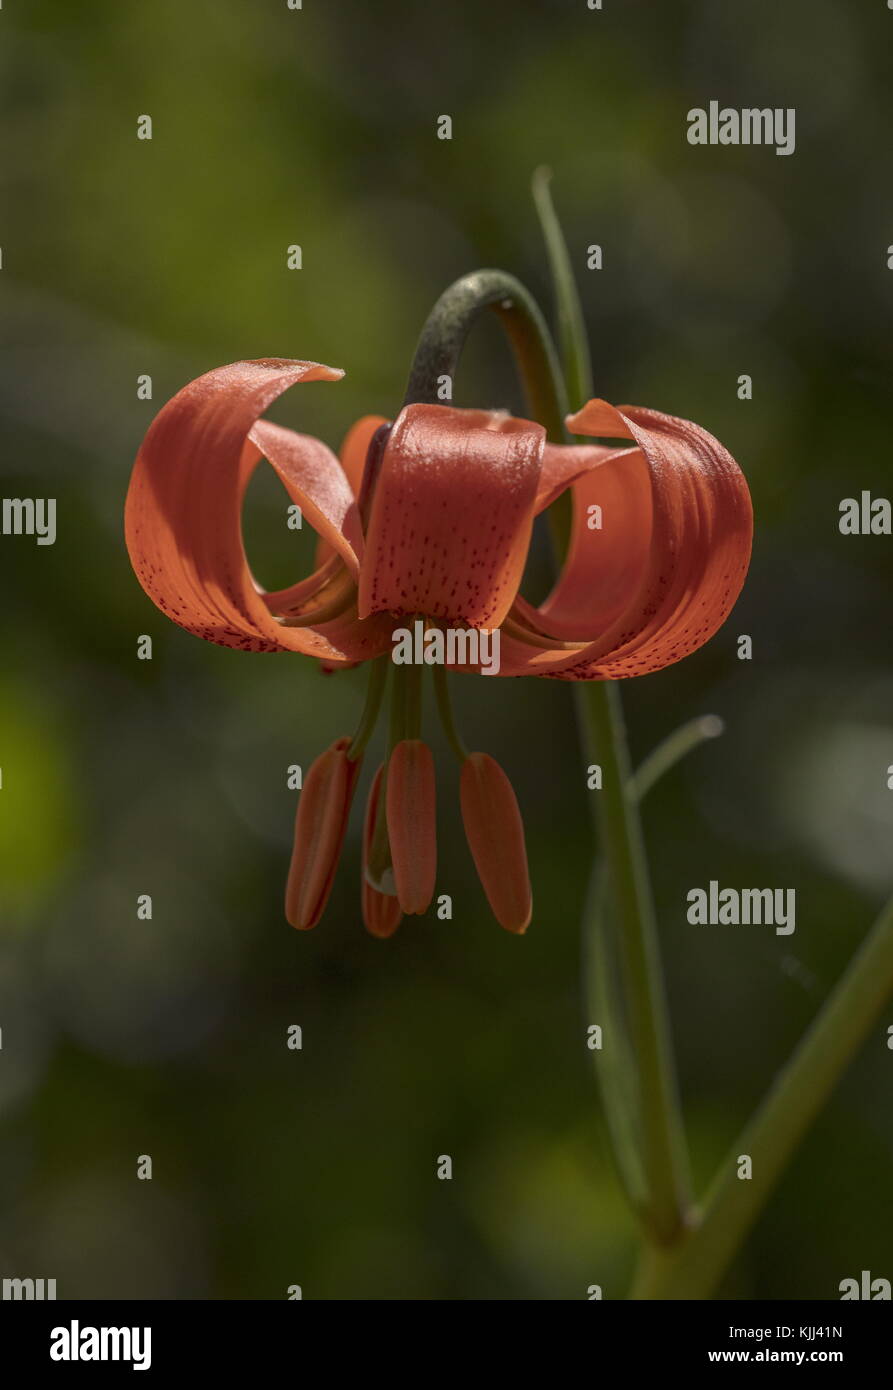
top-left (125, 354), bottom-right (752, 938)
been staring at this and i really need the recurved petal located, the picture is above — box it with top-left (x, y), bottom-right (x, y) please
top-left (534, 441), bottom-right (627, 514)
top-left (124, 358), bottom-right (380, 664)
top-left (361, 764), bottom-right (403, 939)
top-left (535, 445), bottom-right (655, 640)
top-left (385, 739), bottom-right (436, 915)
top-left (314, 415), bottom-right (389, 571)
top-left (460, 753), bottom-right (531, 933)
top-left (497, 400), bottom-right (752, 680)
top-left (285, 737), bottom-right (361, 930)
top-left (358, 403), bottom-right (544, 628)
top-left (249, 420), bottom-right (364, 579)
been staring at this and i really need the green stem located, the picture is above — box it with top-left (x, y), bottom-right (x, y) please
top-left (433, 664), bottom-right (469, 763)
top-left (402, 659), bottom-right (423, 741)
top-left (402, 268), bottom-right (568, 445)
top-left (388, 669), bottom-right (404, 748)
top-left (533, 166), bottom-right (893, 1298)
top-left (534, 169), bottom-right (691, 1243)
top-left (631, 891), bottom-right (893, 1298)
top-left (367, 659), bottom-right (414, 895)
top-left (583, 711), bottom-right (720, 1220)
top-left (578, 681), bottom-right (692, 1243)
top-left (347, 656), bottom-right (389, 761)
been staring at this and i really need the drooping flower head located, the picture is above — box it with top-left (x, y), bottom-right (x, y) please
top-left (125, 356), bottom-right (751, 936)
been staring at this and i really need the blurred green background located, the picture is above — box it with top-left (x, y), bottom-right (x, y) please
top-left (1, 0), bottom-right (892, 1299)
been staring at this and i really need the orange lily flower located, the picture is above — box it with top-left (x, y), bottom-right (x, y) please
top-left (125, 358), bottom-right (752, 936)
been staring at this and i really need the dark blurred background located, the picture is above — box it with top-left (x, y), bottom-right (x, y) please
top-left (1, 0), bottom-right (891, 1299)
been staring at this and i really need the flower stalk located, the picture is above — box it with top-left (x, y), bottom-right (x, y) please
top-left (534, 168), bottom-right (692, 1243)
top-left (432, 664), bottom-right (470, 763)
top-left (347, 654), bottom-right (389, 761)
top-left (536, 167), bottom-right (893, 1294)
top-left (576, 681), bottom-right (693, 1243)
top-left (402, 268), bottom-right (568, 444)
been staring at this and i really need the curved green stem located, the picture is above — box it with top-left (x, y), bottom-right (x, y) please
top-left (402, 268), bottom-right (568, 445)
top-left (402, 266), bottom-right (572, 549)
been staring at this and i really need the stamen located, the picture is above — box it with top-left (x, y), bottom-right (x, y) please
top-left (460, 752), bottom-right (532, 934)
top-left (285, 736), bottom-right (361, 930)
top-left (275, 571), bottom-right (356, 627)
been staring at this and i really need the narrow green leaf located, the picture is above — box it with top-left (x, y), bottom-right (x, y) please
top-left (629, 715), bottom-right (725, 802)
top-left (532, 166), bottom-right (593, 409)
top-left (584, 864), bottom-right (649, 1216)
